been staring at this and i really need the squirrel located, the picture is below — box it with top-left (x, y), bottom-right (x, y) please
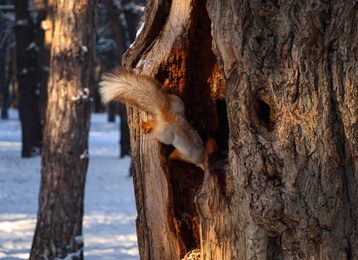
top-left (99, 68), bottom-right (215, 171)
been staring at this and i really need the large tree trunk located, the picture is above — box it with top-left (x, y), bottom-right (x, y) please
top-left (123, 0), bottom-right (221, 258)
top-left (30, 1), bottom-right (97, 259)
top-left (204, 1), bottom-right (358, 258)
top-left (123, 0), bottom-right (358, 259)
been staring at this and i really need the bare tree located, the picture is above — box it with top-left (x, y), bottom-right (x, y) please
top-left (100, 0), bottom-right (144, 158)
top-left (30, 1), bottom-right (97, 259)
top-left (13, 0), bottom-right (46, 157)
top-left (0, 2), bottom-right (16, 118)
top-left (34, 0), bottom-right (54, 126)
top-left (122, 0), bottom-right (358, 259)
top-left (0, 6), bottom-right (8, 119)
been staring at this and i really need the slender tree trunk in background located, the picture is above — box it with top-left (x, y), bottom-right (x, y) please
top-left (8, 46), bottom-right (17, 108)
top-left (30, 1), bottom-right (97, 259)
top-left (102, 0), bottom-right (130, 58)
top-left (123, 0), bottom-right (358, 259)
top-left (119, 0), bottom-right (143, 158)
top-left (102, 0), bottom-right (143, 157)
top-left (34, 0), bottom-right (54, 126)
top-left (102, 0), bottom-right (129, 123)
top-left (0, 0), bottom-right (16, 112)
top-left (118, 103), bottom-right (130, 158)
top-left (0, 10), bottom-right (7, 119)
top-left (14, 0), bottom-right (43, 157)
top-left (122, 0), bottom-right (145, 43)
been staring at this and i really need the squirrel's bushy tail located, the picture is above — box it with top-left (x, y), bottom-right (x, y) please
top-left (99, 68), bottom-right (169, 114)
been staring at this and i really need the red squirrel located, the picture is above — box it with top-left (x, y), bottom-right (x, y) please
top-left (99, 68), bottom-right (215, 170)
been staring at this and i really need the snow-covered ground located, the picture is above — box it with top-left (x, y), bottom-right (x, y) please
top-left (0, 109), bottom-right (139, 259)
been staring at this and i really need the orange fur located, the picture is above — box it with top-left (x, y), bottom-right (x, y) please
top-left (168, 149), bottom-right (186, 161)
top-left (141, 121), bottom-right (154, 133)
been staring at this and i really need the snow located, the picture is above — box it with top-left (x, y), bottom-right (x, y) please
top-left (27, 1), bottom-right (37, 25)
top-left (0, 109), bottom-right (139, 259)
top-left (25, 42), bottom-right (39, 52)
top-left (71, 88), bottom-right (92, 103)
top-left (15, 20), bottom-right (28, 27)
top-left (19, 69), bottom-right (27, 75)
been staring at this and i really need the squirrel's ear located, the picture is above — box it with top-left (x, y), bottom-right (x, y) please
top-left (205, 137), bottom-right (217, 155)
top-left (162, 79), bottom-right (171, 91)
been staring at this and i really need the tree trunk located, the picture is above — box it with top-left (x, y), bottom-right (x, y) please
top-left (122, 0), bottom-right (358, 259)
top-left (102, 0), bottom-right (130, 57)
top-left (204, 1), bottom-right (358, 258)
top-left (102, 0), bottom-right (129, 124)
top-left (35, 0), bottom-right (54, 128)
top-left (0, 9), bottom-right (7, 119)
top-left (101, 0), bottom-right (143, 157)
top-left (30, 1), bottom-right (97, 259)
top-left (122, 0), bottom-right (221, 258)
top-left (14, 0), bottom-right (43, 157)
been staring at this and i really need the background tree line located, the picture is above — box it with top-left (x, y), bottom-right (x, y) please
top-left (0, 0), bottom-right (144, 157)
top-left (0, 0), bottom-right (143, 258)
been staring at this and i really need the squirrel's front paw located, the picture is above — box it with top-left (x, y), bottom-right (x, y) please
top-left (141, 121), bottom-right (153, 133)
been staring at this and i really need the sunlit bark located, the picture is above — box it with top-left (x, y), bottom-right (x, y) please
top-left (30, 1), bottom-right (97, 259)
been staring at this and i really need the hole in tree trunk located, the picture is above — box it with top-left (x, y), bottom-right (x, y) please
top-left (256, 99), bottom-right (271, 129)
top-left (253, 93), bottom-right (276, 132)
top-left (267, 236), bottom-right (283, 259)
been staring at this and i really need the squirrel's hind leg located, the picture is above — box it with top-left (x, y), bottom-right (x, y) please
top-left (168, 149), bottom-right (191, 163)
top-left (169, 149), bottom-right (206, 170)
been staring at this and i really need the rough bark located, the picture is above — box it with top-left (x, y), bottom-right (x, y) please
top-left (123, 0), bottom-right (222, 258)
top-left (30, 1), bottom-right (97, 259)
top-left (123, 0), bottom-right (358, 259)
top-left (205, 0), bottom-right (358, 258)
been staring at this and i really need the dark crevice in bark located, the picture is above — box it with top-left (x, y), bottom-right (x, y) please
top-left (250, 89), bottom-right (277, 140)
top-left (255, 98), bottom-right (272, 131)
top-left (130, 122), bottom-right (151, 258)
top-left (165, 0), bottom-right (227, 257)
top-left (169, 167), bottom-right (203, 256)
top-left (326, 32), bottom-right (356, 259)
top-left (267, 236), bottom-right (283, 260)
top-left (215, 98), bottom-right (229, 160)
top-left (293, 69), bottom-right (300, 103)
